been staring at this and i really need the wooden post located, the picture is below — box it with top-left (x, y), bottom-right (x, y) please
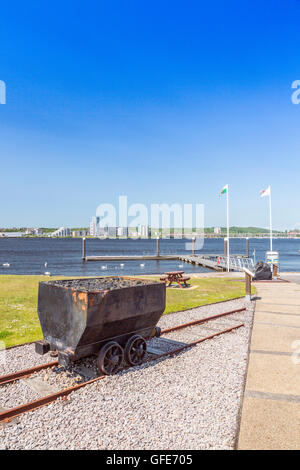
top-left (82, 237), bottom-right (86, 261)
top-left (156, 237), bottom-right (160, 258)
top-left (246, 237), bottom-right (249, 258)
top-left (245, 271), bottom-right (251, 301)
top-left (273, 264), bottom-right (278, 278)
top-left (192, 237), bottom-right (195, 256)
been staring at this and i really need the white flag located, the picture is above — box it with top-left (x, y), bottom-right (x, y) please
top-left (260, 186), bottom-right (270, 198)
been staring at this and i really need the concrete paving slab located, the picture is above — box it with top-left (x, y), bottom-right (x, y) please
top-left (255, 303), bottom-right (300, 313)
top-left (250, 322), bottom-right (300, 353)
top-left (246, 353), bottom-right (300, 396)
top-left (238, 397), bottom-right (300, 450)
top-left (21, 377), bottom-right (59, 396)
top-left (254, 312), bottom-right (300, 326)
top-left (238, 281), bottom-right (300, 449)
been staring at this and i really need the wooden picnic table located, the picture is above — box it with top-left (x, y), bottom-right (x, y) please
top-left (160, 271), bottom-right (190, 288)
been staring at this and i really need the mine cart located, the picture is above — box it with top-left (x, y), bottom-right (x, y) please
top-left (35, 277), bottom-right (166, 375)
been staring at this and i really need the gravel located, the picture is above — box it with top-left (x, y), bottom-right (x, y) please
top-left (0, 298), bottom-right (254, 450)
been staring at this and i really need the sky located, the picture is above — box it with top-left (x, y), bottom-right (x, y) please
top-left (1, 0), bottom-right (300, 230)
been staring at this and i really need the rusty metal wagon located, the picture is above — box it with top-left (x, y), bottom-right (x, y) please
top-left (35, 277), bottom-right (166, 375)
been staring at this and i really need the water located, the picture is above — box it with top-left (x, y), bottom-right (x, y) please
top-left (0, 237), bottom-right (299, 276)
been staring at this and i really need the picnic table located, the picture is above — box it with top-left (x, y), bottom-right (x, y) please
top-left (160, 270), bottom-right (190, 288)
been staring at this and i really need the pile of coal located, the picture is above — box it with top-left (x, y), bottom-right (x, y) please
top-left (45, 277), bottom-right (149, 292)
top-left (253, 262), bottom-right (272, 281)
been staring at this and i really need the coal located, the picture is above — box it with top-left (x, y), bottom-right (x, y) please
top-left (44, 277), bottom-right (150, 292)
top-left (253, 262), bottom-right (272, 281)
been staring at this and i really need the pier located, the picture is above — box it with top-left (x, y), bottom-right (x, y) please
top-left (82, 238), bottom-right (253, 272)
top-left (84, 255), bottom-right (179, 261)
top-left (178, 254), bottom-right (253, 272)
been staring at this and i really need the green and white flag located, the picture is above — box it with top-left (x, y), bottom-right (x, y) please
top-left (220, 184), bottom-right (228, 196)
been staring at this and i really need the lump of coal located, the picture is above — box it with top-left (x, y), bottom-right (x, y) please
top-left (253, 261), bottom-right (272, 281)
top-left (45, 277), bottom-right (151, 292)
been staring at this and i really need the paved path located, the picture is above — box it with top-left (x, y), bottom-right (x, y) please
top-left (238, 281), bottom-right (300, 449)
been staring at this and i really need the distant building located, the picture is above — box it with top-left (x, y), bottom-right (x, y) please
top-left (25, 228), bottom-right (42, 236)
top-left (51, 227), bottom-right (71, 237)
top-left (72, 230), bottom-right (88, 237)
top-left (214, 227), bottom-right (221, 235)
top-left (89, 216), bottom-right (99, 236)
top-left (106, 227), bottom-right (116, 238)
top-left (117, 226), bottom-right (128, 237)
top-left (89, 217), bottom-right (108, 237)
top-left (138, 225), bottom-right (149, 238)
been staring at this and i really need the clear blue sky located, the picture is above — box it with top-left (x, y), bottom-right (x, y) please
top-left (1, 0), bottom-right (300, 230)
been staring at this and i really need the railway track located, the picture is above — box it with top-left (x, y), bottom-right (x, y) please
top-left (0, 307), bottom-right (246, 423)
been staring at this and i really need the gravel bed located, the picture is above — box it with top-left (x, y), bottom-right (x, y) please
top-left (0, 381), bottom-right (40, 409)
top-left (0, 298), bottom-right (254, 450)
top-left (1, 344), bottom-right (57, 376)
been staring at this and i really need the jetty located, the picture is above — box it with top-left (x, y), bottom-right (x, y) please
top-left (178, 254), bottom-right (253, 272)
top-left (84, 255), bottom-right (178, 261)
top-left (81, 238), bottom-right (253, 272)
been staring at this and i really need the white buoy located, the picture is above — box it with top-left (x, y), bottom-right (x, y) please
top-left (3, 263), bottom-right (10, 267)
top-left (101, 265), bottom-right (107, 270)
top-left (140, 263), bottom-right (145, 268)
top-left (120, 263), bottom-right (124, 268)
top-left (44, 271), bottom-right (51, 276)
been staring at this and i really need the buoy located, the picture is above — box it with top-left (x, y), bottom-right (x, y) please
top-left (3, 263), bottom-right (10, 267)
top-left (140, 263), bottom-right (145, 268)
top-left (101, 265), bottom-right (107, 270)
top-left (44, 272), bottom-right (51, 276)
top-left (120, 263), bottom-right (124, 267)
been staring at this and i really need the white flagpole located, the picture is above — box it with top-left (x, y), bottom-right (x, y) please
top-left (227, 185), bottom-right (230, 272)
top-left (269, 186), bottom-right (273, 251)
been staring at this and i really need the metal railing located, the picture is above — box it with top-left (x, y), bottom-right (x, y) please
top-left (217, 256), bottom-right (254, 272)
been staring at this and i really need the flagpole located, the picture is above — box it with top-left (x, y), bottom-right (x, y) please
top-left (269, 186), bottom-right (273, 251)
top-left (227, 186), bottom-right (230, 272)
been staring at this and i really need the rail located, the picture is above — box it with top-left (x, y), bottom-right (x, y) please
top-left (217, 256), bottom-right (254, 272)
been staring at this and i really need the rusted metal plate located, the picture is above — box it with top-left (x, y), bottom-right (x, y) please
top-left (148, 337), bottom-right (188, 356)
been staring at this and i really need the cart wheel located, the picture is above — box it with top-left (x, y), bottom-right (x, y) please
top-left (125, 335), bottom-right (147, 366)
top-left (97, 341), bottom-right (124, 375)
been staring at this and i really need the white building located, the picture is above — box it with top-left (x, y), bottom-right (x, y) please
top-left (51, 227), bottom-right (71, 237)
top-left (72, 230), bottom-right (88, 237)
top-left (214, 227), bottom-right (221, 235)
top-left (117, 226), bottom-right (128, 237)
top-left (25, 228), bottom-right (42, 236)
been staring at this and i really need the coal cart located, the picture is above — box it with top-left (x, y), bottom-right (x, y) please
top-left (35, 277), bottom-right (166, 375)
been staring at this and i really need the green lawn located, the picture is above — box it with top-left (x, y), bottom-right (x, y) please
top-left (0, 275), bottom-right (255, 348)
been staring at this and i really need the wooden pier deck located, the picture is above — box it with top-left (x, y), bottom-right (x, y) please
top-left (178, 254), bottom-right (248, 271)
top-left (178, 255), bottom-right (224, 271)
top-left (84, 255), bottom-right (179, 261)
top-left (84, 251), bottom-right (249, 272)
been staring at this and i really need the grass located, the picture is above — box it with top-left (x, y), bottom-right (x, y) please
top-left (147, 276), bottom-right (256, 315)
top-left (0, 275), bottom-right (256, 348)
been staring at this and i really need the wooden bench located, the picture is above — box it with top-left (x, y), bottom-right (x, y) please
top-left (180, 276), bottom-right (190, 287)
